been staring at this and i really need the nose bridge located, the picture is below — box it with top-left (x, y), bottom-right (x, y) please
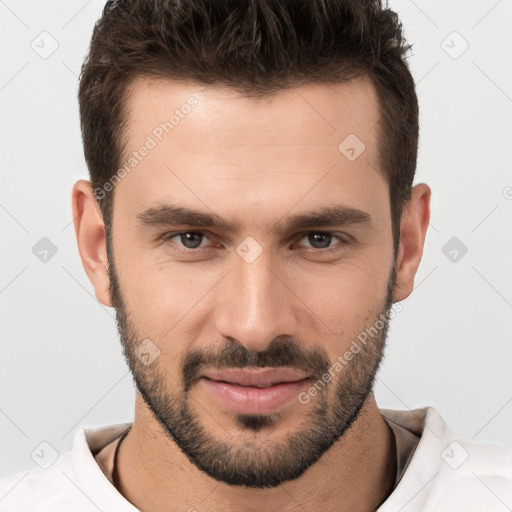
top-left (214, 248), bottom-right (297, 352)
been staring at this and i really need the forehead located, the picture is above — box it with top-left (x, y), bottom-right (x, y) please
top-left (116, 76), bottom-right (387, 223)
top-left (123, 75), bottom-right (380, 151)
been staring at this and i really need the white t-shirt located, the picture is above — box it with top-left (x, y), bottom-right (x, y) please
top-left (0, 407), bottom-right (510, 511)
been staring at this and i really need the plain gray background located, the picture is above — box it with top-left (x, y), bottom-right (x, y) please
top-left (0, 0), bottom-right (511, 480)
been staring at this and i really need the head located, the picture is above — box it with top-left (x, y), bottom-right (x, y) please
top-left (73, 0), bottom-right (430, 489)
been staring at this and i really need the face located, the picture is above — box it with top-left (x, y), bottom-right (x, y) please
top-left (107, 77), bottom-right (397, 488)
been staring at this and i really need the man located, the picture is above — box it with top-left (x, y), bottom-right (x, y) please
top-left (1, 0), bottom-right (510, 510)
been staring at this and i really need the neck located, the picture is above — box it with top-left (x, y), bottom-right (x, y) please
top-left (114, 392), bottom-right (396, 512)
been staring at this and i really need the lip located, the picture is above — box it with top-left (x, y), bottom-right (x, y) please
top-left (201, 376), bottom-right (311, 415)
top-left (202, 368), bottom-right (310, 388)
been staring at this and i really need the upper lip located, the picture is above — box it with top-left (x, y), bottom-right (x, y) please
top-left (202, 368), bottom-right (310, 387)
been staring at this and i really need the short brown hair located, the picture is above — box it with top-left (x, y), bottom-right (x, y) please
top-left (78, 0), bottom-right (418, 257)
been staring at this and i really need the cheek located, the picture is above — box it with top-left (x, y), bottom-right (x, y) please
top-left (113, 223), bottom-right (392, 355)
top-left (117, 253), bottom-right (222, 339)
top-left (291, 254), bottom-right (389, 329)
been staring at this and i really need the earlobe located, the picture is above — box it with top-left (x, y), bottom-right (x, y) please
top-left (71, 180), bottom-right (112, 307)
top-left (392, 183), bottom-right (431, 303)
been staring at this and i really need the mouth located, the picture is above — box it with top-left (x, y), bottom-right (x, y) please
top-left (201, 367), bottom-right (310, 388)
top-left (203, 377), bottom-right (306, 388)
top-left (199, 368), bottom-right (311, 415)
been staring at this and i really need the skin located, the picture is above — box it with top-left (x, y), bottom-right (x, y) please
top-left (72, 76), bottom-right (430, 511)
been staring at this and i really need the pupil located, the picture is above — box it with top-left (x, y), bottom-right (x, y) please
top-left (181, 232), bottom-right (203, 249)
top-left (309, 233), bottom-right (331, 249)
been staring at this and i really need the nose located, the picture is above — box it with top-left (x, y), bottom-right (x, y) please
top-left (214, 249), bottom-right (298, 353)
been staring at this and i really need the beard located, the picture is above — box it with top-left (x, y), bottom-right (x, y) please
top-left (108, 253), bottom-right (397, 489)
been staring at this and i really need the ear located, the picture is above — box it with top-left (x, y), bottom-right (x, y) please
top-left (393, 183), bottom-right (431, 302)
top-left (71, 180), bottom-right (112, 307)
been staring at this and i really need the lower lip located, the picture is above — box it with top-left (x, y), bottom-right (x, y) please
top-left (201, 377), bottom-right (310, 415)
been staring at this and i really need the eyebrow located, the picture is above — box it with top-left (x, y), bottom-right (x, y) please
top-left (136, 204), bottom-right (372, 235)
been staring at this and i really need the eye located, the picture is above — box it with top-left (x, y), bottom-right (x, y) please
top-left (296, 232), bottom-right (347, 250)
top-left (163, 231), bottom-right (213, 251)
top-left (160, 230), bottom-right (349, 255)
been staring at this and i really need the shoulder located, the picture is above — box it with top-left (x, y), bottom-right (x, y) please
top-left (428, 433), bottom-right (512, 507)
top-left (0, 451), bottom-right (94, 511)
top-left (379, 406), bottom-right (512, 511)
top-left (0, 422), bottom-right (135, 512)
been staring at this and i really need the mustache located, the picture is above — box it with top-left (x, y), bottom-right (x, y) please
top-left (182, 336), bottom-right (331, 392)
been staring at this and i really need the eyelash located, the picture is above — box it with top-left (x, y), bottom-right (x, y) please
top-left (160, 231), bottom-right (349, 255)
